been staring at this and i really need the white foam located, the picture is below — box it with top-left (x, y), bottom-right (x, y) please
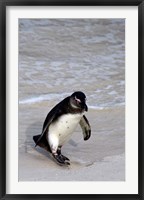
top-left (88, 105), bottom-right (106, 110)
top-left (19, 92), bottom-right (70, 105)
top-left (19, 93), bottom-right (125, 110)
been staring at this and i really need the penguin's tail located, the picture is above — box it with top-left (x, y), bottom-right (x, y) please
top-left (33, 134), bottom-right (51, 152)
top-left (33, 134), bottom-right (41, 147)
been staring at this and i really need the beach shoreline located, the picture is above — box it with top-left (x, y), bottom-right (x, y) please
top-left (19, 106), bottom-right (125, 181)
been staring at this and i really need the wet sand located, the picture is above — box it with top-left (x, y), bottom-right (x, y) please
top-left (19, 104), bottom-right (125, 181)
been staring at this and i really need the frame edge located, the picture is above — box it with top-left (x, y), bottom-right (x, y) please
top-left (0, 0), bottom-right (6, 200)
top-left (1, 0), bottom-right (144, 200)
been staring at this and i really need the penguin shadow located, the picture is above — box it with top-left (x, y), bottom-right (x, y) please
top-left (68, 139), bottom-right (78, 147)
top-left (24, 121), bottom-right (53, 162)
top-left (24, 122), bottom-right (92, 168)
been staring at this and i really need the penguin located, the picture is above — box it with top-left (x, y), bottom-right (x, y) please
top-left (33, 91), bottom-right (91, 166)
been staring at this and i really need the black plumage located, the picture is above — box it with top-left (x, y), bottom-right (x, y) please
top-left (33, 91), bottom-right (91, 165)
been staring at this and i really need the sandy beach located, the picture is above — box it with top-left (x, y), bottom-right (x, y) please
top-left (19, 104), bottom-right (125, 181)
top-left (18, 19), bottom-right (125, 182)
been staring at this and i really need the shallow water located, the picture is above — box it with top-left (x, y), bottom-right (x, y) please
top-left (19, 19), bottom-right (125, 109)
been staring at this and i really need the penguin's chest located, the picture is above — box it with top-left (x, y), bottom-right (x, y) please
top-left (48, 113), bottom-right (83, 145)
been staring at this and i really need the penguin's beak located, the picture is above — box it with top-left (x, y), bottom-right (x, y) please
top-left (84, 103), bottom-right (88, 112)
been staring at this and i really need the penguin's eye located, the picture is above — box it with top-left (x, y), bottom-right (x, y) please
top-left (75, 96), bottom-right (81, 103)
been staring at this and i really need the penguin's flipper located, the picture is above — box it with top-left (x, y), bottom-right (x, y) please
top-left (35, 102), bottom-right (63, 147)
top-left (79, 115), bottom-right (91, 140)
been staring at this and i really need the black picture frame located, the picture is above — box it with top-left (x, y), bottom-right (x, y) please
top-left (0, 0), bottom-right (144, 199)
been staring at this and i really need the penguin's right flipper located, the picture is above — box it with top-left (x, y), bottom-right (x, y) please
top-left (35, 101), bottom-right (64, 147)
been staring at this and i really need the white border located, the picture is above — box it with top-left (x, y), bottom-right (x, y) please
top-left (6, 6), bottom-right (138, 194)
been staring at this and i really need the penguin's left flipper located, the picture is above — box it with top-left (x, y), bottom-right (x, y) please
top-left (79, 115), bottom-right (91, 140)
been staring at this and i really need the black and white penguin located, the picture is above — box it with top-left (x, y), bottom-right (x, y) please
top-left (33, 91), bottom-right (91, 165)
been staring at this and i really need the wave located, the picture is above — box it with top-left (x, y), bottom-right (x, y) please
top-left (19, 93), bottom-right (125, 110)
top-left (19, 92), bottom-right (70, 105)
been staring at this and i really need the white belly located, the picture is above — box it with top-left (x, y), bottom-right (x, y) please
top-left (48, 113), bottom-right (83, 146)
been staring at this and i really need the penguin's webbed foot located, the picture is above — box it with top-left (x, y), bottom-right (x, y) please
top-left (59, 154), bottom-right (70, 162)
top-left (53, 154), bottom-right (70, 166)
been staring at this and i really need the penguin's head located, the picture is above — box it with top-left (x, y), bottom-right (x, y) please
top-left (70, 91), bottom-right (88, 112)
